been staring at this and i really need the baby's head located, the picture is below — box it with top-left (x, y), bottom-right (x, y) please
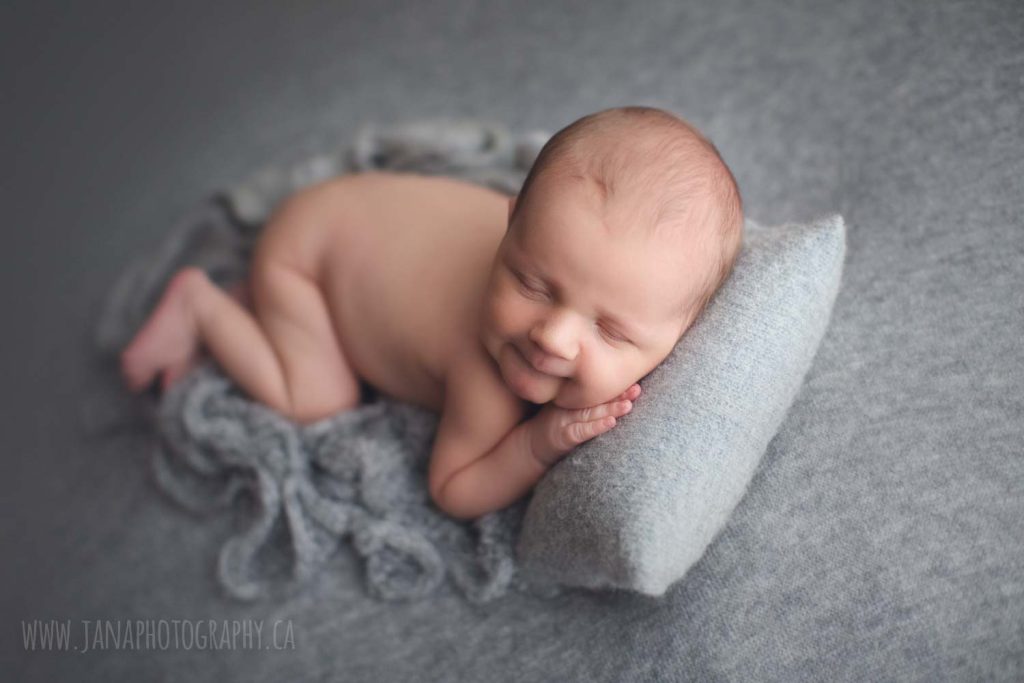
top-left (481, 106), bottom-right (743, 408)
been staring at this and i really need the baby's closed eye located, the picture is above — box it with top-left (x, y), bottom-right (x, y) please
top-left (513, 271), bottom-right (550, 300)
top-left (597, 324), bottom-right (630, 344)
top-left (511, 270), bottom-right (633, 345)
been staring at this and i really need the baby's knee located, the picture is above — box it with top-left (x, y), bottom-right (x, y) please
top-left (286, 390), bottom-right (360, 426)
top-left (168, 266), bottom-right (209, 297)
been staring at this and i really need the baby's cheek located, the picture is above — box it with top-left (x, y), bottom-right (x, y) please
top-left (483, 293), bottom-right (512, 333)
top-left (577, 355), bottom-right (632, 405)
top-left (493, 293), bottom-right (535, 336)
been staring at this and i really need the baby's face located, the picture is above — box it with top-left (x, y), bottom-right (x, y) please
top-left (480, 177), bottom-right (709, 409)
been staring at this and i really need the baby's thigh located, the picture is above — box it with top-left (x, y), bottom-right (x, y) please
top-left (252, 194), bottom-right (330, 278)
top-left (248, 218), bottom-right (358, 419)
top-left (249, 257), bottom-right (359, 420)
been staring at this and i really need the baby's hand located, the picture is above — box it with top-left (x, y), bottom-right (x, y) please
top-left (526, 383), bottom-right (642, 467)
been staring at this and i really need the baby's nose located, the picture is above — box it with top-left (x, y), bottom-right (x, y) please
top-left (530, 310), bottom-right (580, 361)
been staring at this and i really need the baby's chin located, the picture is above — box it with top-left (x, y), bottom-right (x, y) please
top-left (512, 382), bottom-right (558, 405)
top-left (507, 374), bottom-right (622, 411)
top-left (531, 376), bottom-right (622, 410)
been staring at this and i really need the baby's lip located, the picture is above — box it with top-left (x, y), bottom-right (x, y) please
top-left (520, 344), bottom-right (571, 378)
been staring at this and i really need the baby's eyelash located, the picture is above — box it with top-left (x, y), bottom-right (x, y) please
top-left (598, 325), bottom-right (629, 344)
top-left (513, 271), bottom-right (549, 298)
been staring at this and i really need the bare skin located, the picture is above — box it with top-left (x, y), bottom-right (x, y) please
top-left (123, 277), bottom-right (250, 392)
top-left (122, 169), bottom-right (711, 519)
top-left (125, 172), bottom-right (516, 414)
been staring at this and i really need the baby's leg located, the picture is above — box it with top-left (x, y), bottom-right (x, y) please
top-left (141, 278), bottom-right (251, 386)
top-left (121, 263), bottom-right (360, 424)
top-left (121, 268), bottom-right (209, 392)
top-left (245, 255), bottom-right (362, 423)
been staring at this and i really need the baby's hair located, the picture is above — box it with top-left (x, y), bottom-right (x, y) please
top-left (513, 106), bottom-right (744, 327)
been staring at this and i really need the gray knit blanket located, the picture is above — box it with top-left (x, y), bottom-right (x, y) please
top-left (92, 120), bottom-right (563, 603)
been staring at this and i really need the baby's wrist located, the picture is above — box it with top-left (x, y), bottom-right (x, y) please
top-left (521, 419), bottom-right (549, 470)
top-left (523, 409), bottom-right (567, 469)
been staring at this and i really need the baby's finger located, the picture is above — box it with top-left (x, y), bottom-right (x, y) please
top-left (566, 415), bottom-right (617, 446)
top-left (571, 399), bottom-right (633, 423)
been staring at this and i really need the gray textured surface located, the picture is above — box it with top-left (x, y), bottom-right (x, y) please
top-left (3, 1), bottom-right (1022, 681)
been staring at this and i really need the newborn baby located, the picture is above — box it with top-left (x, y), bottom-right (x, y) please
top-left (121, 106), bottom-right (743, 520)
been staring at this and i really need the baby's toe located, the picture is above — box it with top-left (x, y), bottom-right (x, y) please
top-left (121, 353), bottom-right (153, 393)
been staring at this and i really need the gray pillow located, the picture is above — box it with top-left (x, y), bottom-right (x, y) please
top-left (517, 215), bottom-right (847, 595)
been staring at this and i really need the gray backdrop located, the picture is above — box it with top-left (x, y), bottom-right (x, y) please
top-left (3, 1), bottom-right (1022, 681)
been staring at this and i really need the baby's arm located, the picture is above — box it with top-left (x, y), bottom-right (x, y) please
top-left (428, 343), bottom-right (535, 520)
top-left (429, 343), bottom-right (638, 520)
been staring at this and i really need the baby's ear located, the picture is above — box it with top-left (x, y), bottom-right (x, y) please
top-left (507, 195), bottom-right (518, 221)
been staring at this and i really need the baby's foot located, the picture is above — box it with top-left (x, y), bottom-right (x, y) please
top-left (157, 278), bottom-right (250, 387)
top-left (120, 268), bottom-right (204, 393)
top-left (226, 279), bottom-right (251, 309)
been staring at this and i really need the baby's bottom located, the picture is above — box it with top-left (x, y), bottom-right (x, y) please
top-left (121, 254), bottom-right (360, 425)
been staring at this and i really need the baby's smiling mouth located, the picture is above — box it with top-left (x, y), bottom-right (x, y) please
top-left (517, 343), bottom-right (571, 379)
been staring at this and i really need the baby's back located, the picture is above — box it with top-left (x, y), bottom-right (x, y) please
top-left (308, 171), bottom-right (511, 411)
